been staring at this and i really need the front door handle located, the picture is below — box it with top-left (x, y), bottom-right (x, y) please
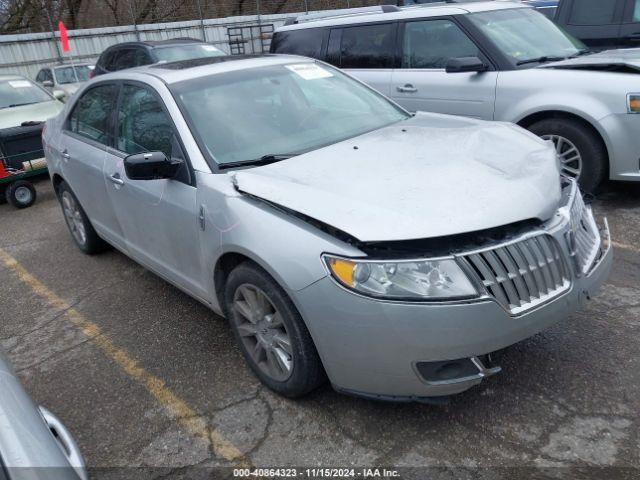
top-left (397, 84), bottom-right (418, 93)
top-left (109, 173), bottom-right (124, 186)
top-left (61, 150), bottom-right (70, 161)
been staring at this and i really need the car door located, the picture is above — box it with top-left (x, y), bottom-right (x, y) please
top-left (58, 83), bottom-right (126, 247)
top-left (329, 22), bottom-right (398, 96)
top-left (103, 82), bottom-right (206, 298)
top-left (390, 18), bottom-right (497, 119)
top-left (557, 0), bottom-right (624, 49)
top-left (620, 0), bottom-right (640, 47)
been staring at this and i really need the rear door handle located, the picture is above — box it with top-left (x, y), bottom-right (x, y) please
top-left (397, 84), bottom-right (418, 93)
top-left (109, 173), bottom-right (124, 186)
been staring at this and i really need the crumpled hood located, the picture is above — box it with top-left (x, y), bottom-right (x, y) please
top-left (0, 100), bottom-right (63, 129)
top-left (542, 48), bottom-right (640, 72)
top-left (234, 113), bottom-right (561, 242)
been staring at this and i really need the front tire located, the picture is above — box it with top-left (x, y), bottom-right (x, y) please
top-left (224, 262), bottom-right (326, 397)
top-left (57, 181), bottom-right (109, 254)
top-left (528, 118), bottom-right (607, 193)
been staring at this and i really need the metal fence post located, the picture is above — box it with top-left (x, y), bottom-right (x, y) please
top-left (42, 1), bottom-right (63, 64)
top-left (128, 0), bottom-right (141, 41)
top-left (195, 0), bottom-right (207, 42)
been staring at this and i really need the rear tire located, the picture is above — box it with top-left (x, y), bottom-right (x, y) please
top-left (527, 118), bottom-right (607, 193)
top-left (224, 262), bottom-right (326, 397)
top-left (6, 180), bottom-right (36, 209)
top-left (57, 181), bottom-right (109, 254)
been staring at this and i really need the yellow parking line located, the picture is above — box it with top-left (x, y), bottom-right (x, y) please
top-left (612, 241), bottom-right (640, 254)
top-left (0, 247), bottom-right (248, 466)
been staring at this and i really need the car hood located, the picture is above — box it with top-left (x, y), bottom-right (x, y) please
top-left (0, 100), bottom-right (63, 129)
top-left (542, 48), bottom-right (640, 72)
top-left (233, 113), bottom-right (561, 242)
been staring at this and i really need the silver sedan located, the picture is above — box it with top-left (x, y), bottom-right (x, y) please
top-left (44, 55), bottom-right (611, 401)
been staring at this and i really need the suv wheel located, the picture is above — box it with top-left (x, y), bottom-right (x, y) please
top-left (528, 118), bottom-right (607, 193)
top-left (224, 262), bottom-right (326, 397)
top-left (57, 181), bottom-right (109, 254)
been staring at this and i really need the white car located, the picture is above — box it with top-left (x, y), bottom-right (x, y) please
top-left (272, 1), bottom-right (640, 192)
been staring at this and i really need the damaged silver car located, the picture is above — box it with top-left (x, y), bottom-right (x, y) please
top-left (43, 55), bottom-right (612, 401)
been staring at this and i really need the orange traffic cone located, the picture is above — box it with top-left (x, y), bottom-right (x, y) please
top-left (0, 161), bottom-right (7, 179)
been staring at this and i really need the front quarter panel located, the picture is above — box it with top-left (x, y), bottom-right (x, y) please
top-left (195, 171), bottom-right (364, 313)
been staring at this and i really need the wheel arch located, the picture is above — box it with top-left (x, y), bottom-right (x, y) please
top-left (516, 110), bottom-right (611, 175)
top-left (51, 173), bottom-right (65, 195)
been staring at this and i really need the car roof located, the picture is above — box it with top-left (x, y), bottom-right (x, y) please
top-left (277, 1), bottom-right (528, 31)
top-left (0, 74), bottom-right (27, 82)
top-left (105, 38), bottom-right (204, 50)
top-left (101, 54), bottom-right (314, 85)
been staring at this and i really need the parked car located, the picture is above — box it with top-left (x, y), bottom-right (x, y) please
top-left (44, 55), bottom-right (611, 401)
top-left (92, 38), bottom-right (226, 77)
top-left (553, 0), bottom-right (640, 50)
top-left (522, 0), bottom-right (558, 18)
top-left (0, 350), bottom-right (87, 480)
top-left (272, 1), bottom-right (640, 192)
top-left (35, 63), bottom-right (94, 102)
top-left (1, 75), bottom-right (63, 206)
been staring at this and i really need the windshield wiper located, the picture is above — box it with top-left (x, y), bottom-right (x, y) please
top-left (7, 102), bottom-right (39, 108)
top-left (218, 153), bottom-right (297, 170)
top-left (569, 48), bottom-right (593, 58)
top-left (516, 56), bottom-right (566, 66)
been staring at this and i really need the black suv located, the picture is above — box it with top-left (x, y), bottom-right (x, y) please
top-left (92, 38), bottom-right (225, 77)
top-left (554, 0), bottom-right (640, 49)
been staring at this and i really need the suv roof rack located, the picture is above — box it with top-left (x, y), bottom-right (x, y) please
top-left (283, 4), bottom-right (400, 26)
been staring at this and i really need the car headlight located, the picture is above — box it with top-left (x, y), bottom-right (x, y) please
top-left (628, 94), bottom-right (640, 114)
top-left (323, 255), bottom-right (478, 301)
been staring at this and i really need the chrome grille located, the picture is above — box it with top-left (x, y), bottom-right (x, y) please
top-left (464, 235), bottom-right (570, 315)
top-left (568, 189), bottom-right (601, 275)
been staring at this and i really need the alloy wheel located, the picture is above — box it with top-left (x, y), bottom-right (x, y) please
top-left (541, 134), bottom-right (582, 179)
top-left (61, 191), bottom-right (87, 246)
top-left (232, 284), bottom-right (293, 382)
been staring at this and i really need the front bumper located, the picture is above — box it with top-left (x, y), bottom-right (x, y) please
top-left (294, 219), bottom-right (612, 400)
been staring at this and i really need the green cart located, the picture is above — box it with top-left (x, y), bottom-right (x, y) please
top-left (0, 152), bottom-right (47, 209)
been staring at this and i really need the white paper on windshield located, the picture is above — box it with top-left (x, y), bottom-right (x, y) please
top-left (8, 80), bottom-right (31, 88)
top-left (286, 64), bottom-right (333, 80)
top-left (203, 45), bottom-right (221, 52)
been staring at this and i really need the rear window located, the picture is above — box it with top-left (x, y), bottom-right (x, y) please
top-left (569, 0), bottom-right (617, 25)
top-left (271, 29), bottom-right (325, 58)
top-left (154, 44), bottom-right (225, 62)
top-left (339, 23), bottom-right (396, 69)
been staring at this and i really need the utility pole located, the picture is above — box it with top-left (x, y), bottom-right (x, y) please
top-left (195, 0), bottom-right (207, 42)
top-left (128, 0), bottom-right (141, 41)
top-left (42, 0), bottom-right (63, 64)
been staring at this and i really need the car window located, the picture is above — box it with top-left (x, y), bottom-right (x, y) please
top-left (0, 79), bottom-right (52, 109)
top-left (112, 49), bottom-right (137, 71)
top-left (154, 44), bottom-right (225, 62)
top-left (102, 49), bottom-right (119, 71)
top-left (67, 84), bottom-right (118, 144)
top-left (339, 23), bottom-right (396, 69)
top-left (569, 0), bottom-right (617, 25)
top-left (55, 65), bottom-right (91, 84)
top-left (402, 20), bottom-right (480, 69)
top-left (116, 84), bottom-right (178, 160)
top-left (271, 29), bottom-right (325, 58)
top-left (634, 0), bottom-right (640, 21)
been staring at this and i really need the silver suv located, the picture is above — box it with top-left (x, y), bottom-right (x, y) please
top-left (44, 55), bottom-right (611, 401)
top-left (272, 1), bottom-right (640, 192)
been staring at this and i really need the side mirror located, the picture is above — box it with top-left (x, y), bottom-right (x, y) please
top-left (52, 90), bottom-right (66, 101)
top-left (124, 151), bottom-right (182, 181)
top-left (42, 80), bottom-right (54, 87)
top-left (445, 57), bottom-right (487, 74)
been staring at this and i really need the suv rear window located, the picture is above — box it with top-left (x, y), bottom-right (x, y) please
top-left (271, 29), bottom-right (325, 58)
top-left (338, 23), bottom-right (396, 69)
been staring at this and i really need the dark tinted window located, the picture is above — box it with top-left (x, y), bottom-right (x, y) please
top-left (116, 84), bottom-right (176, 160)
top-left (402, 20), bottom-right (480, 69)
top-left (36, 69), bottom-right (53, 83)
top-left (634, 0), bottom-right (640, 21)
top-left (68, 84), bottom-right (117, 144)
top-left (271, 29), bottom-right (325, 58)
top-left (112, 49), bottom-right (140, 71)
top-left (569, 0), bottom-right (617, 25)
top-left (339, 23), bottom-right (395, 69)
top-left (102, 49), bottom-right (120, 71)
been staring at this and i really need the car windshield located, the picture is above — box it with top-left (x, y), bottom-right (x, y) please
top-left (172, 62), bottom-right (409, 166)
top-left (155, 44), bottom-right (226, 63)
top-left (54, 65), bottom-right (92, 84)
top-left (0, 79), bottom-right (52, 109)
top-left (468, 8), bottom-right (585, 65)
